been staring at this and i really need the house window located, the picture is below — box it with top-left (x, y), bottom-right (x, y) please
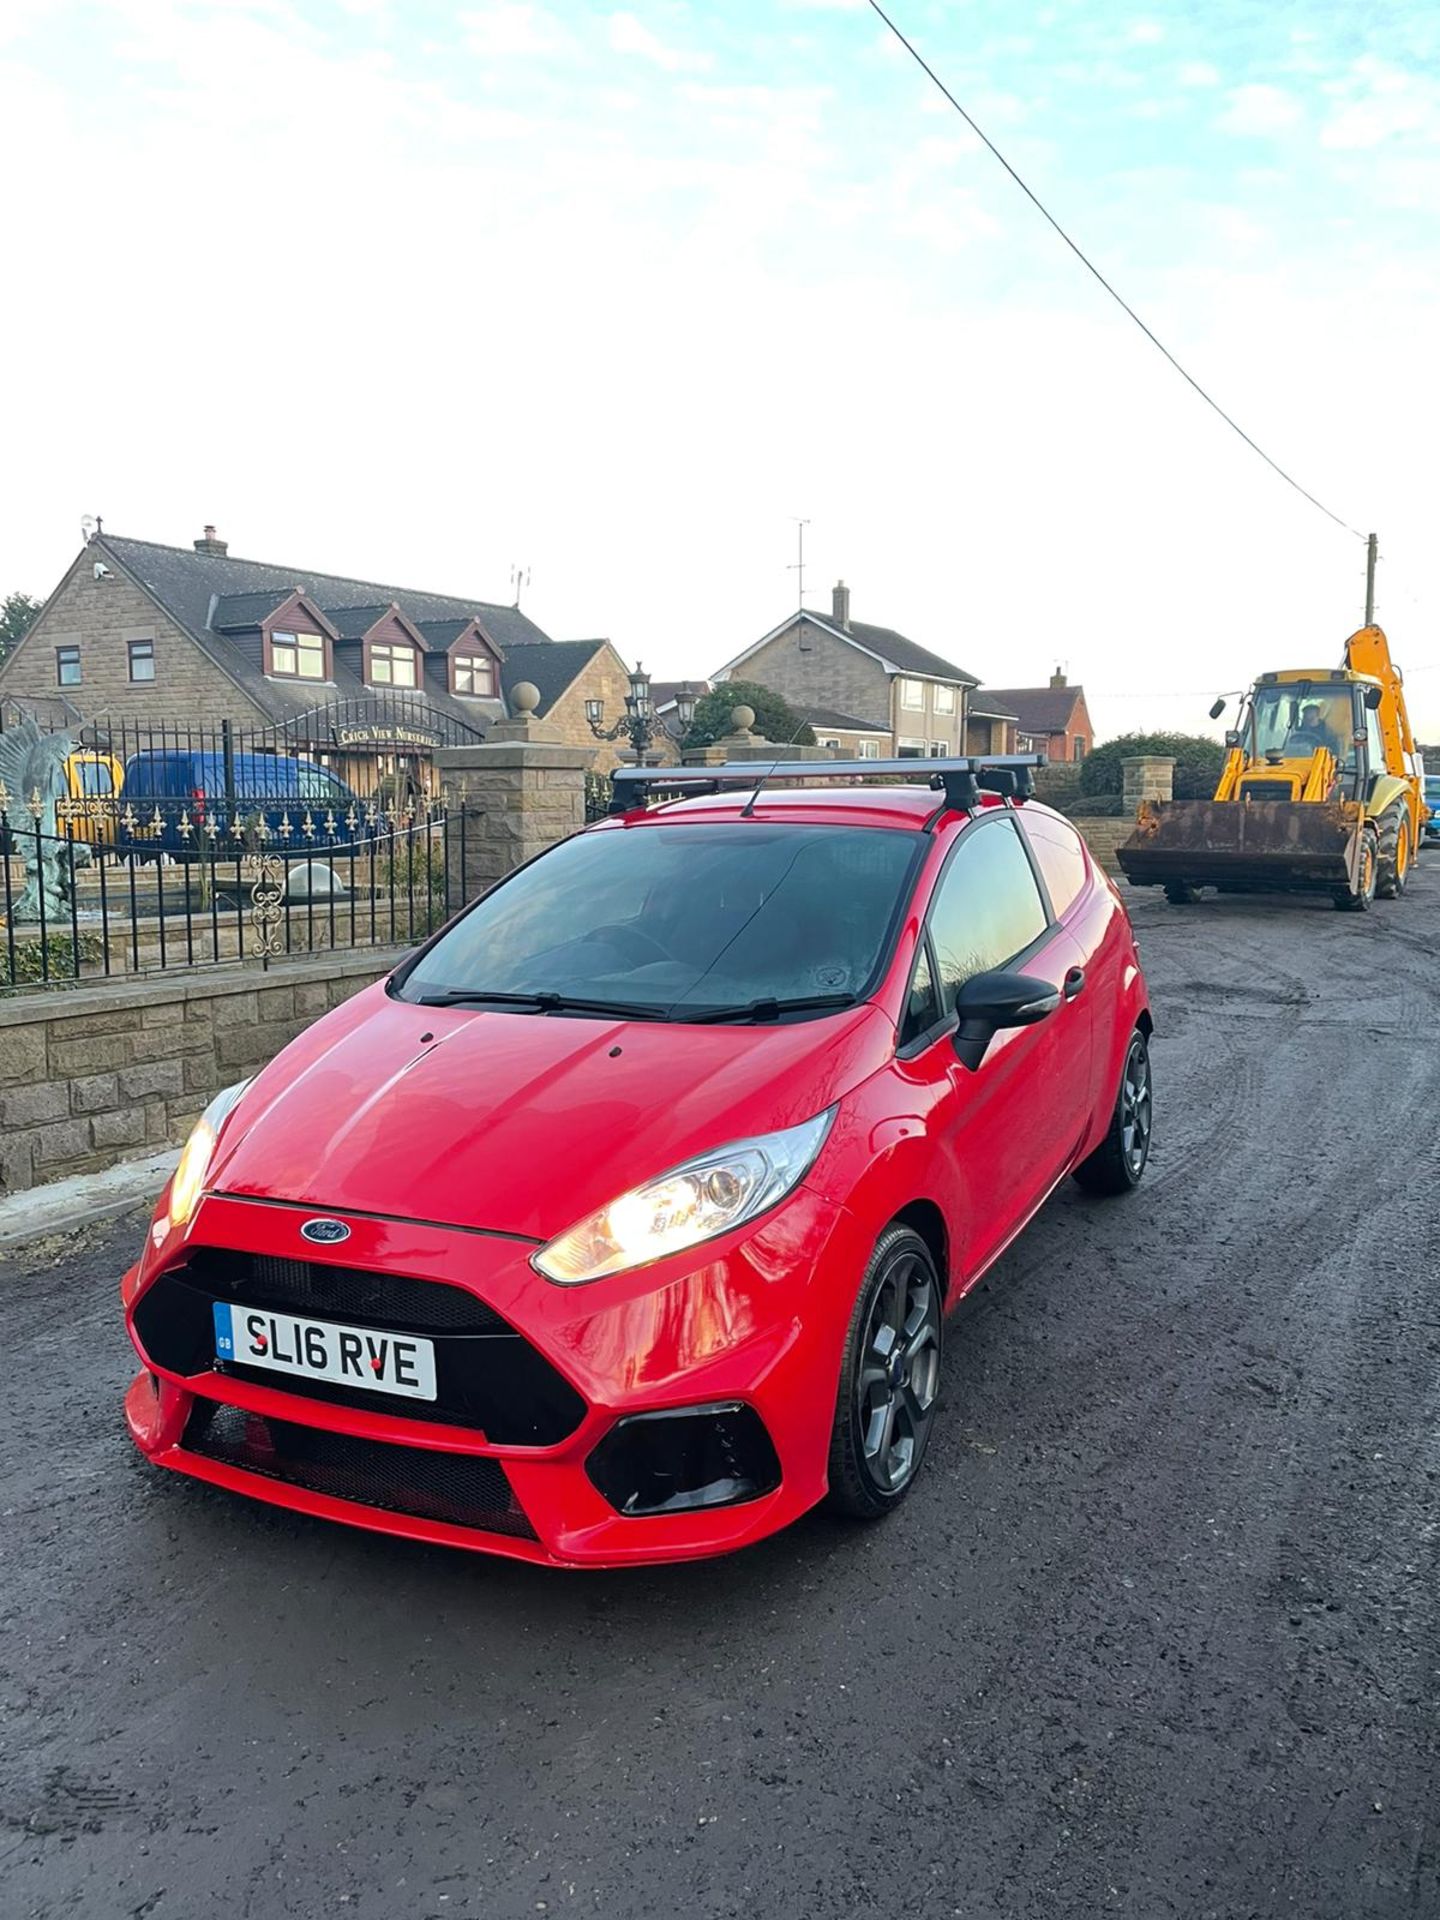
top-left (856, 739), bottom-right (881, 759)
top-left (56, 645), bottom-right (81, 687)
top-left (900, 678), bottom-right (924, 710)
top-left (1072, 736), bottom-right (1086, 761)
top-left (934, 684), bottom-right (956, 714)
top-left (453, 653), bottom-right (495, 697)
top-left (370, 641), bottom-right (417, 688)
top-left (928, 741), bottom-right (946, 757)
top-left (821, 738), bottom-right (843, 751)
top-left (128, 638), bottom-right (155, 683)
top-left (897, 737), bottom-right (926, 759)
top-left (271, 630), bottom-right (326, 681)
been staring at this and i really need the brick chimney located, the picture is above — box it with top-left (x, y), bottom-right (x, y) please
top-left (832, 579), bottom-right (851, 631)
top-left (1050, 665), bottom-right (1067, 689)
top-left (194, 524), bottom-right (229, 557)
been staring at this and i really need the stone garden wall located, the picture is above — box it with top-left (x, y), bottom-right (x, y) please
top-left (0, 948), bottom-right (407, 1197)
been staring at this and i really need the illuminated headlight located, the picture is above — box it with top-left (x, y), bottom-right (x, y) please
top-left (534, 1108), bottom-right (836, 1285)
top-left (166, 1080), bottom-right (251, 1231)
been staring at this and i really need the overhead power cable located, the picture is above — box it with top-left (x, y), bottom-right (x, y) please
top-left (865, 0), bottom-right (1366, 542)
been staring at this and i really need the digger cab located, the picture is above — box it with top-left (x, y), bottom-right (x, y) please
top-left (1229, 671), bottom-right (1378, 805)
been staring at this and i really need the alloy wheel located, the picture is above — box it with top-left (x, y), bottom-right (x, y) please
top-left (1121, 1036), bottom-right (1152, 1179)
top-left (855, 1247), bottom-right (941, 1496)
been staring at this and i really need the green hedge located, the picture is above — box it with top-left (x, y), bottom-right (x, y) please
top-left (1079, 732), bottom-right (1226, 802)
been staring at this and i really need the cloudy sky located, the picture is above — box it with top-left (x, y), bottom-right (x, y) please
top-left (3, 0), bottom-right (1437, 738)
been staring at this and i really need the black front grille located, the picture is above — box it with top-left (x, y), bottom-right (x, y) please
top-left (184, 1401), bottom-right (537, 1538)
top-left (1239, 780), bottom-right (1297, 802)
top-left (186, 1248), bottom-right (510, 1333)
top-left (134, 1252), bottom-right (586, 1445)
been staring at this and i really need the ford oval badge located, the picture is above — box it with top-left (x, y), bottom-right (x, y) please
top-left (300, 1218), bottom-right (351, 1246)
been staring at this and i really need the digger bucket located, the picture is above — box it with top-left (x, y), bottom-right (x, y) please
top-left (1117, 797), bottom-right (1363, 896)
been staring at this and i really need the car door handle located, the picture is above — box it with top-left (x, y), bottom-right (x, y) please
top-left (1063, 967), bottom-right (1086, 1001)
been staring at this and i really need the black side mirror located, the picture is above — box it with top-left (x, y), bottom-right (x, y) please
top-left (1364, 684), bottom-right (1383, 710)
top-left (951, 969), bottom-right (1061, 1071)
top-left (1209, 697), bottom-right (1227, 720)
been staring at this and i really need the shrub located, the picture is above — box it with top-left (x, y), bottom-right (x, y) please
top-left (1, 930), bottom-right (106, 990)
top-left (684, 682), bottom-right (816, 749)
top-left (1078, 732), bottom-right (1226, 802)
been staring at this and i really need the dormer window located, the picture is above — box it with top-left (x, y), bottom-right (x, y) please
top-left (271, 630), bottom-right (326, 680)
top-left (453, 653), bottom-right (496, 697)
top-left (369, 641), bottom-right (417, 688)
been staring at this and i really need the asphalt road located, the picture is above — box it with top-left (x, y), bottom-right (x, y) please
top-left (4, 876), bottom-right (1439, 1920)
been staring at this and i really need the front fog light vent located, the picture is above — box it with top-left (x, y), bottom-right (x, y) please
top-left (586, 1402), bottom-right (781, 1517)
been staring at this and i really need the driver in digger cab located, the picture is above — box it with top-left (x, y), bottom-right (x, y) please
top-left (1294, 701), bottom-right (1342, 759)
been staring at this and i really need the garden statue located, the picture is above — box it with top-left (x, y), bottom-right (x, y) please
top-left (0, 718), bottom-right (88, 922)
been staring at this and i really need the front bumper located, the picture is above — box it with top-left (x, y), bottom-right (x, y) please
top-left (123, 1188), bottom-right (860, 1568)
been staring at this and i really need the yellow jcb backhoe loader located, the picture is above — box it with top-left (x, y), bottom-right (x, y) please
top-left (1118, 625), bottom-right (1425, 912)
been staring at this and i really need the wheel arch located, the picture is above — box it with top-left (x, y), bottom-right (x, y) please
top-left (1365, 774), bottom-right (1417, 824)
top-left (890, 1199), bottom-right (950, 1300)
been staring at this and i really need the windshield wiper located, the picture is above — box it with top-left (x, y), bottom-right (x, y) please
top-left (682, 992), bottom-right (859, 1025)
top-left (415, 989), bottom-right (668, 1020)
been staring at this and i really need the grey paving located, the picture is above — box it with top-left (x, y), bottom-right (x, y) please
top-left (3, 877), bottom-right (1438, 1919)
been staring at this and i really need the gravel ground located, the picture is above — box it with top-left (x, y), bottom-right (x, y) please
top-left (3, 878), bottom-right (1438, 1920)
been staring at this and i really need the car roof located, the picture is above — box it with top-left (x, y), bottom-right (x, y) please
top-left (602, 785), bottom-right (1049, 833)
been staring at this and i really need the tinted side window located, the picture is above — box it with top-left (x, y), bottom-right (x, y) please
top-left (927, 817), bottom-right (1048, 1009)
top-left (900, 942), bottom-right (941, 1048)
top-left (1018, 811), bottom-right (1088, 919)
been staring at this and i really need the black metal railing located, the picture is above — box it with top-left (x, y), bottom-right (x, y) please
top-left (583, 770), bottom-right (612, 822)
top-left (0, 792), bottom-right (461, 992)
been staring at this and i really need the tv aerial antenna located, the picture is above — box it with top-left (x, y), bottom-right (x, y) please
top-left (787, 518), bottom-right (810, 609)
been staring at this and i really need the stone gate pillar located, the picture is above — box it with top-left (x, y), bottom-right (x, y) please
top-left (435, 684), bottom-right (591, 907)
top-left (681, 705), bottom-right (838, 767)
top-left (1121, 755), bottom-right (1176, 813)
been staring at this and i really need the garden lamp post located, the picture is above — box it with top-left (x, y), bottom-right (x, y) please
top-left (586, 663), bottom-right (663, 765)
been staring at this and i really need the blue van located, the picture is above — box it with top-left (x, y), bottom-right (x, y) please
top-left (120, 750), bottom-right (366, 857)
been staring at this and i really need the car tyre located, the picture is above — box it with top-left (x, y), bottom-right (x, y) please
top-left (1073, 1027), bottom-right (1153, 1196)
top-left (825, 1225), bottom-right (943, 1521)
top-left (1164, 882), bottom-right (1201, 905)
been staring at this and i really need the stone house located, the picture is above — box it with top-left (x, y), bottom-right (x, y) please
top-left (794, 706), bottom-right (892, 759)
top-left (976, 672), bottom-right (1094, 763)
top-left (500, 638), bottom-right (643, 773)
top-left (0, 524), bottom-right (631, 777)
top-left (964, 699), bottom-right (1019, 756)
top-left (713, 582), bottom-right (980, 757)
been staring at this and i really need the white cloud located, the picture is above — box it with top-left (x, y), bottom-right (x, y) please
top-left (1320, 57), bottom-right (1439, 150)
top-left (1217, 83), bottom-right (1303, 136)
top-left (459, 4), bottom-right (574, 59)
top-left (1176, 59), bottom-right (1221, 88)
top-left (607, 10), bottom-right (710, 73)
top-left (1128, 21), bottom-right (1164, 45)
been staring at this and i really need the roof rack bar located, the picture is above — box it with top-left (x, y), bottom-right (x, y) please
top-left (607, 753), bottom-right (1046, 816)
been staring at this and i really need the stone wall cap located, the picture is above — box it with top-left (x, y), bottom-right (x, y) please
top-left (435, 742), bottom-right (594, 770)
top-left (0, 946), bottom-right (411, 1030)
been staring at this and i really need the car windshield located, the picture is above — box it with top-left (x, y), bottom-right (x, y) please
top-left (396, 822), bottom-right (919, 1020)
top-left (1251, 686), bottom-right (1352, 759)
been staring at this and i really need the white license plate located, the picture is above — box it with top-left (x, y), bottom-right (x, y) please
top-left (212, 1301), bottom-right (437, 1401)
